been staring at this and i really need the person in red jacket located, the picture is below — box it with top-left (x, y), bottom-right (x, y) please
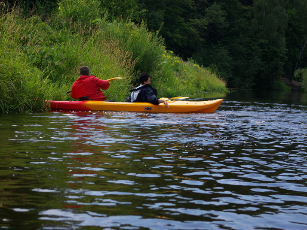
top-left (71, 66), bottom-right (110, 101)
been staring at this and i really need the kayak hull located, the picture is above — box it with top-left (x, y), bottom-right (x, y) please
top-left (47, 99), bottom-right (223, 113)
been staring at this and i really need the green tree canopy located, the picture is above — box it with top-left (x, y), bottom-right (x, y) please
top-left (4, 0), bottom-right (307, 90)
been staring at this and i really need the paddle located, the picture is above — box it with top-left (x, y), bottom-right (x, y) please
top-left (170, 96), bottom-right (189, 100)
top-left (159, 96), bottom-right (189, 101)
top-left (107, 77), bottom-right (124, 82)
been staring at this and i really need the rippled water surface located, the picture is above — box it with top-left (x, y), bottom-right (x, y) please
top-left (1, 91), bottom-right (307, 230)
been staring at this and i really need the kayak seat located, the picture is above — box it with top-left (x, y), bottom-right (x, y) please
top-left (79, 96), bottom-right (91, 101)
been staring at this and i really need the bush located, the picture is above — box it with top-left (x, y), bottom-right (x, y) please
top-left (295, 68), bottom-right (307, 92)
top-left (95, 20), bottom-right (165, 80)
top-left (0, 30), bottom-right (66, 113)
top-left (152, 52), bottom-right (227, 98)
top-left (57, 0), bottom-right (101, 26)
top-left (94, 20), bottom-right (227, 97)
top-left (0, 1), bottom-right (227, 113)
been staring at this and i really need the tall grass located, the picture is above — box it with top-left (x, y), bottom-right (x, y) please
top-left (91, 19), bottom-right (226, 97)
top-left (153, 52), bottom-right (226, 98)
top-left (95, 20), bottom-right (165, 77)
top-left (0, 0), bottom-right (227, 113)
top-left (0, 13), bottom-right (66, 113)
top-left (0, 41), bottom-right (58, 113)
top-left (57, 0), bottom-right (101, 27)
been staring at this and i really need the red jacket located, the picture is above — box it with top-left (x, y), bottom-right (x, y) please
top-left (71, 75), bottom-right (110, 101)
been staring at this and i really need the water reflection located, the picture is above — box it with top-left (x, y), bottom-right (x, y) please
top-left (0, 92), bottom-right (307, 229)
top-left (226, 89), bottom-right (307, 105)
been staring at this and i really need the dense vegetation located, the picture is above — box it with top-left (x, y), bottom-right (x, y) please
top-left (101, 0), bottom-right (307, 91)
top-left (3, 0), bottom-right (307, 113)
top-left (6, 0), bottom-right (307, 90)
top-left (0, 0), bottom-right (227, 113)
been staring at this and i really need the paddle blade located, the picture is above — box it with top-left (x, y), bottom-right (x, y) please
top-left (170, 96), bottom-right (189, 100)
top-left (107, 77), bottom-right (124, 82)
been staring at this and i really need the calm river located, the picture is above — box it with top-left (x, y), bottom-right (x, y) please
top-left (1, 90), bottom-right (307, 230)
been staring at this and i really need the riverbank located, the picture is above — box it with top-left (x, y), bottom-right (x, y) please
top-left (280, 77), bottom-right (303, 90)
top-left (0, 3), bottom-right (227, 113)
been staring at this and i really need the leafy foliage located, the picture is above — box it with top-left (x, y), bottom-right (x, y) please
top-left (134, 0), bottom-right (307, 90)
top-left (57, 0), bottom-right (101, 26)
top-left (5, 0), bottom-right (307, 91)
top-left (0, 14), bottom-right (63, 113)
top-left (0, 1), bottom-right (226, 113)
top-left (295, 68), bottom-right (307, 92)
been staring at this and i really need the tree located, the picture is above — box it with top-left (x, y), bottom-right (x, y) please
top-left (251, 0), bottom-right (288, 89)
top-left (285, 0), bottom-right (307, 80)
top-left (99, 0), bottom-right (143, 22)
top-left (8, 0), bottom-right (307, 90)
top-left (5, 0), bottom-right (58, 16)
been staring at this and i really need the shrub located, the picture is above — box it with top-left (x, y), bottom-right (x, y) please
top-left (0, 1), bottom-right (227, 113)
top-left (0, 31), bottom-right (66, 113)
top-left (96, 20), bottom-right (165, 79)
top-left (295, 68), bottom-right (307, 92)
top-left (152, 52), bottom-right (227, 98)
top-left (57, 0), bottom-right (101, 26)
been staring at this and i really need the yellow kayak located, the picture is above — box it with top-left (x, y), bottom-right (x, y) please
top-left (48, 99), bottom-right (223, 113)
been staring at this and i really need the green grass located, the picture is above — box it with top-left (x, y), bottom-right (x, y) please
top-left (0, 0), bottom-right (227, 113)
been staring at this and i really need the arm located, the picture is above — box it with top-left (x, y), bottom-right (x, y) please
top-left (145, 87), bottom-right (169, 108)
top-left (145, 88), bottom-right (159, 105)
top-left (158, 99), bottom-right (169, 108)
top-left (95, 77), bottom-right (110, 90)
top-left (126, 94), bottom-right (132, 102)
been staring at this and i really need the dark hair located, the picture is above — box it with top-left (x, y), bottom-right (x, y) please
top-left (80, 66), bottom-right (90, 76)
top-left (139, 72), bottom-right (150, 84)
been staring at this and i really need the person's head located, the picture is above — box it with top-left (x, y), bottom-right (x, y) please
top-left (80, 66), bottom-right (90, 76)
top-left (139, 72), bottom-right (151, 85)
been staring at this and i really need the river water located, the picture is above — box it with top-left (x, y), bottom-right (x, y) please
top-left (0, 90), bottom-right (307, 230)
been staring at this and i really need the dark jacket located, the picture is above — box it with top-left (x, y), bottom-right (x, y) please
top-left (126, 84), bottom-right (159, 105)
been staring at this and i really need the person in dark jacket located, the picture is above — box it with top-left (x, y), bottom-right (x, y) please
top-left (126, 72), bottom-right (169, 108)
